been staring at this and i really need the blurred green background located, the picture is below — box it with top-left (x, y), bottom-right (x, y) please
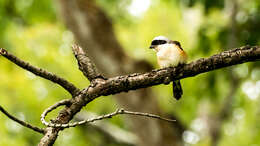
top-left (0, 0), bottom-right (259, 146)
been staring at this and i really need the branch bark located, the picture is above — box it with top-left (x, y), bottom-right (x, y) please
top-left (38, 45), bottom-right (259, 145)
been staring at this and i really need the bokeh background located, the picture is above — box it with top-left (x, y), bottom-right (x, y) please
top-left (0, 0), bottom-right (260, 146)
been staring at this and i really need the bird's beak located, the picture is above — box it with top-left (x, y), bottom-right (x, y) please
top-left (149, 45), bottom-right (155, 49)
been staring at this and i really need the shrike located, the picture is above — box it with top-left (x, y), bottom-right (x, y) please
top-left (149, 36), bottom-right (187, 100)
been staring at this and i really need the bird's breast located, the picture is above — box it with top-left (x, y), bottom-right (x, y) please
top-left (156, 44), bottom-right (187, 68)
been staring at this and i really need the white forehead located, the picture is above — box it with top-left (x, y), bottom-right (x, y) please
top-left (152, 36), bottom-right (169, 41)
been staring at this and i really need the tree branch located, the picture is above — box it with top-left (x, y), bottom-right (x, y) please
top-left (41, 105), bottom-right (176, 128)
top-left (0, 105), bottom-right (45, 134)
top-left (83, 45), bottom-right (260, 102)
top-left (72, 45), bottom-right (105, 81)
top-left (0, 48), bottom-right (80, 96)
top-left (39, 45), bottom-right (259, 145)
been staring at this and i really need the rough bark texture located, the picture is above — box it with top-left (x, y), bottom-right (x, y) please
top-left (57, 0), bottom-right (183, 146)
top-left (72, 45), bottom-right (104, 81)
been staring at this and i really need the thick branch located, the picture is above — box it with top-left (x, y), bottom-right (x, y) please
top-left (0, 48), bottom-right (80, 96)
top-left (83, 45), bottom-right (260, 102)
top-left (39, 45), bottom-right (259, 145)
top-left (0, 105), bottom-right (45, 134)
top-left (72, 45), bottom-right (104, 81)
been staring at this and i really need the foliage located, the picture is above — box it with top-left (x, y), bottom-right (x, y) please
top-left (0, 0), bottom-right (259, 145)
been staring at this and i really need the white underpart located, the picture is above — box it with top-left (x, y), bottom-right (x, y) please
top-left (156, 44), bottom-right (185, 68)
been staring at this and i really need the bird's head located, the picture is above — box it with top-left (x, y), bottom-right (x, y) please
top-left (149, 36), bottom-right (182, 51)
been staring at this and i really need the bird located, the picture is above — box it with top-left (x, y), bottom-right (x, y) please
top-left (149, 36), bottom-right (187, 100)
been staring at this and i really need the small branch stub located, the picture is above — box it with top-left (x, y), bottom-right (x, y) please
top-left (72, 45), bottom-right (105, 81)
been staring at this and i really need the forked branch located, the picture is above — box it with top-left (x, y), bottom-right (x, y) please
top-left (38, 45), bottom-right (259, 146)
top-left (1, 45), bottom-right (259, 146)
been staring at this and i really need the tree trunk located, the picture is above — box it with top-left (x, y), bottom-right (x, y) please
top-left (57, 0), bottom-right (184, 145)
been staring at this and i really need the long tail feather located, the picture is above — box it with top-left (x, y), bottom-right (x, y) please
top-left (172, 80), bottom-right (183, 100)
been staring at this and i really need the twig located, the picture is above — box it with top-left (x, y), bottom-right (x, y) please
top-left (72, 45), bottom-right (104, 81)
top-left (0, 105), bottom-right (45, 134)
top-left (0, 48), bottom-right (80, 96)
top-left (41, 100), bottom-right (175, 128)
top-left (40, 99), bottom-right (71, 127)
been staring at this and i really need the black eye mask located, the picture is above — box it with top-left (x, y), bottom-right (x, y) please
top-left (151, 40), bottom-right (167, 45)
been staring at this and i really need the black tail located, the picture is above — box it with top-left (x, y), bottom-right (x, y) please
top-left (172, 80), bottom-right (183, 100)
